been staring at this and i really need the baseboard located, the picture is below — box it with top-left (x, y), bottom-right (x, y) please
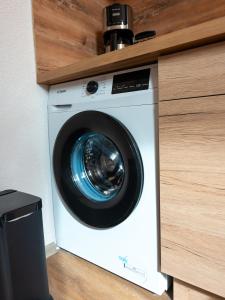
top-left (45, 242), bottom-right (58, 258)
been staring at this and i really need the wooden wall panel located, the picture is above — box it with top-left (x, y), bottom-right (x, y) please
top-left (33, 0), bottom-right (225, 77)
top-left (115, 0), bottom-right (225, 36)
top-left (174, 279), bottom-right (224, 300)
top-left (159, 95), bottom-right (225, 298)
top-left (32, 0), bottom-right (111, 74)
top-left (38, 16), bottom-right (225, 85)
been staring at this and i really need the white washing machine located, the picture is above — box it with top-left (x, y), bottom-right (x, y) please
top-left (48, 65), bottom-right (169, 295)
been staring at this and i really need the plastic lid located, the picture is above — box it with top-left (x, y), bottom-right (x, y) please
top-left (0, 190), bottom-right (42, 222)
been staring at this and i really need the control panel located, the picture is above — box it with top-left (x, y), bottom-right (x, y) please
top-left (112, 69), bottom-right (150, 94)
top-left (49, 65), bottom-right (155, 106)
top-left (81, 68), bottom-right (151, 98)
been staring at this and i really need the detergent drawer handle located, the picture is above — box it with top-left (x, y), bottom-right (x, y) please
top-left (53, 104), bottom-right (72, 109)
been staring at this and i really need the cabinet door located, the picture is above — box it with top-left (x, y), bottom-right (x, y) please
top-left (159, 95), bottom-right (225, 297)
top-left (159, 41), bottom-right (225, 101)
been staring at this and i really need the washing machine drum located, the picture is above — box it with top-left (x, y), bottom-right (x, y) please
top-left (53, 111), bottom-right (143, 228)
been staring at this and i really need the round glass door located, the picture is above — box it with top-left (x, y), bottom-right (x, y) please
top-left (70, 132), bottom-right (125, 202)
top-left (53, 111), bottom-right (143, 228)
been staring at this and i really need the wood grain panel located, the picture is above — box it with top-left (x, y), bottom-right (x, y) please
top-left (159, 95), bottom-right (225, 298)
top-left (47, 250), bottom-right (170, 300)
top-left (174, 279), bottom-right (224, 300)
top-left (32, 0), bottom-right (111, 73)
top-left (159, 41), bottom-right (225, 101)
top-left (38, 16), bottom-right (225, 84)
top-left (33, 0), bottom-right (225, 79)
top-left (116, 0), bottom-right (225, 36)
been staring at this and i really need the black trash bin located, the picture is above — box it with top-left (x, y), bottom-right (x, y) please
top-left (0, 190), bottom-right (53, 300)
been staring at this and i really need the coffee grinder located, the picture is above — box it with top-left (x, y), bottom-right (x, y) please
top-left (103, 3), bottom-right (134, 52)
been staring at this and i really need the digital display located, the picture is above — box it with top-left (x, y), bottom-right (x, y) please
top-left (112, 69), bottom-right (150, 94)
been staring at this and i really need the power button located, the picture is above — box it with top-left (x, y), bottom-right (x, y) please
top-left (86, 81), bottom-right (98, 94)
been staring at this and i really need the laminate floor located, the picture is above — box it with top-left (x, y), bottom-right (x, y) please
top-left (47, 250), bottom-right (170, 300)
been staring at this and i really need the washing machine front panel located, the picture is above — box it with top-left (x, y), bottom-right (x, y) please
top-left (48, 64), bottom-right (169, 295)
top-left (49, 103), bottom-right (168, 295)
top-left (53, 110), bottom-right (144, 229)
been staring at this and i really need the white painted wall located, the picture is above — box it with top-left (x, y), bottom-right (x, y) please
top-left (0, 1), bottom-right (55, 245)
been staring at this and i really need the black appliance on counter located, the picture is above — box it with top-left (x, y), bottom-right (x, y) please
top-left (0, 190), bottom-right (53, 300)
top-left (103, 3), bottom-right (134, 52)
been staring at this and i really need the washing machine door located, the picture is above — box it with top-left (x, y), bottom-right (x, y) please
top-left (53, 110), bottom-right (143, 228)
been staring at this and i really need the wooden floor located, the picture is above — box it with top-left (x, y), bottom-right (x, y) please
top-left (47, 250), bottom-right (170, 300)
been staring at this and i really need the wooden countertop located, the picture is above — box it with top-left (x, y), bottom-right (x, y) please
top-left (38, 16), bottom-right (225, 85)
top-left (47, 250), bottom-right (171, 300)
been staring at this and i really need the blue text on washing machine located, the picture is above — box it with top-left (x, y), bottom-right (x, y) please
top-left (118, 256), bottom-right (128, 265)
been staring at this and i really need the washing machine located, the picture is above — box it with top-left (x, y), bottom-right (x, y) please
top-left (48, 65), bottom-right (169, 295)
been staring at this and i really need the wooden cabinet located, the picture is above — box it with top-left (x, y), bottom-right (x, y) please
top-left (159, 43), bottom-right (225, 298)
top-left (159, 41), bottom-right (225, 100)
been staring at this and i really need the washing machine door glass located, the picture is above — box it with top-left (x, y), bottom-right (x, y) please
top-left (70, 132), bottom-right (125, 202)
top-left (53, 111), bottom-right (143, 229)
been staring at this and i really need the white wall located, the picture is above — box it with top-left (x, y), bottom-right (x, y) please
top-left (0, 1), bottom-right (55, 245)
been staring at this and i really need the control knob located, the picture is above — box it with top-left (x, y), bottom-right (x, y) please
top-left (86, 81), bottom-right (98, 94)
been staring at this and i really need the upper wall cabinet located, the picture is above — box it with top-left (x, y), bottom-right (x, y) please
top-left (32, 0), bottom-right (225, 78)
top-left (159, 41), bottom-right (225, 298)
